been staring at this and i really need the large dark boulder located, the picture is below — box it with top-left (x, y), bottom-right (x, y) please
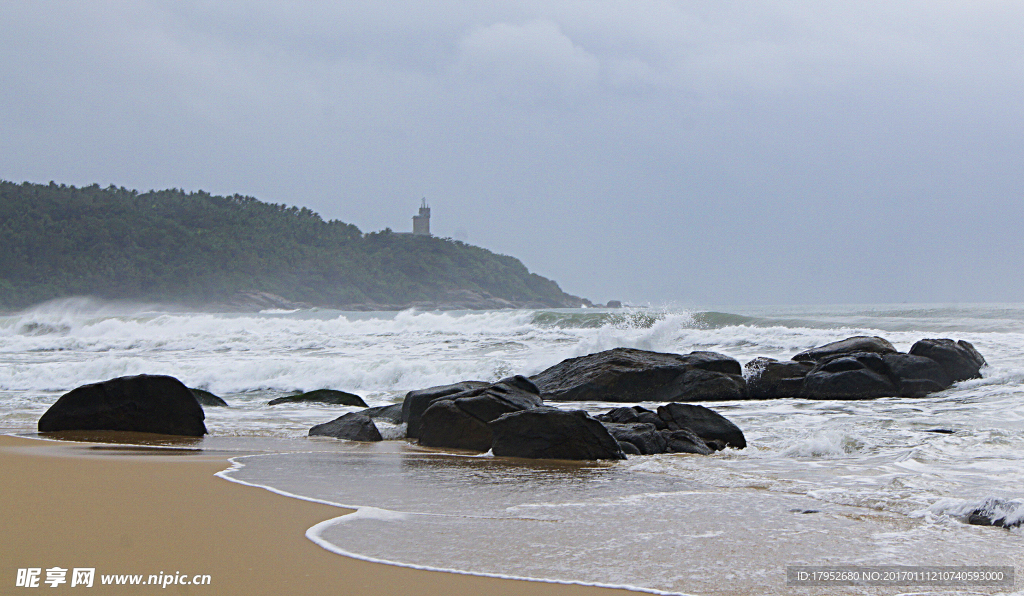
top-left (268, 389), bottom-right (367, 407)
top-left (800, 352), bottom-right (898, 399)
top-left (909, 339), bottom-right (986, 383)
top-left (402, 381), bottom-right (489, 439)
top-left (599, 408), bottom-right (717, 455)
top-left (453, 376), bottom-right (543, 422)
top-left (660, 428), bottom-right (714, 455)
top-left (656, 402), bottom-right (746, 449)
top-left (417, 376), bottom-right (543, 451)
top-left (38, 374), bottom-right (207, 437)
top-left (490, 408), bottom-right (625, 460)
top-left (793, 336), bottom-right (897, 363)
top-left (602, 422), bottom-right (668, 455)
top-left (309, 412), bottom-right (382, 441)
top-left (189, 388), bottom-right (229, 407)
top-left (418, 400), bottom-right (494, 451)
top-left (882, 353), bottom-right (953, 397)
top-left (530, 347), bottom-right (746, 403)
top-left (744, 357), bottom-right (814, 399)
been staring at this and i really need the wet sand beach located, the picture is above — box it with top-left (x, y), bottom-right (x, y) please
top-left (0, 434), bottom-right (636, 596)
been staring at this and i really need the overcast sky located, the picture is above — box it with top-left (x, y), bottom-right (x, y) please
top-left (2, 1), bottom-right (1023, 306)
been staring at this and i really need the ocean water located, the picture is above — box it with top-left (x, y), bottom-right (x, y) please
top-left (2, 299), bottom-right (1023, 595)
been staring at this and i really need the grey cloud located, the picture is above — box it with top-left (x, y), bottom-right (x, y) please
top-left (456, 20), bottom-right (601, 100)
top-left (2, 1), bottom-right (1023, 305)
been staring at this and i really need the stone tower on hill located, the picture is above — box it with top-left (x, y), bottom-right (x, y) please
top-left (413, 198), bottom-right (431, 236)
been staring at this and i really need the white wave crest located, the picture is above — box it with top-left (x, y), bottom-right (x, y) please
top-left (781, 430), bottom-right (868, 458)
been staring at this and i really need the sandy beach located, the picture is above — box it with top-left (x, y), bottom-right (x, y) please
top-left (0, 434), bottom-right (637, 596)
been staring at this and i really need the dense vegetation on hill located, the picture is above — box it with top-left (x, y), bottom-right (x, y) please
top-left (0, 180), bottom-right (587, 310)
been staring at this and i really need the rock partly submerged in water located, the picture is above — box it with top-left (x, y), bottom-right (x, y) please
top-left (655, 402), bottom-right (746, 449)
top-left (594, 403), bottom-right (744, 453)
top-left (308, 403), bottom-right (405, 441)
top-left (400, 371), bottom-right (743, 459)
top-left (909, 338), bottom-right (986, 383)
top-left (800, 352), bottom-right (900, 400)
top-left (418, 376), bottom-right (544, 452)
top-left (601, 421), bottom-right (714, 455)
top-left (742, 336), bottom-right (987, 400)
top-left (330, 336), bottom-right (986, 459)
top-left (744, 358), bottom-right (814, 400)
top-left (602, 422), bottom-right (669, 455)
top-left (530, 347), bottom-right (746, 403)
top-left (39, 374), bottom-right (207, 437)
top-left (190, 388), bottom-right (229, 407)
top-left (963, 497), bottom-right (1023, 529)
top-left (268, 389), bottom-right (367, 407)
top-left (490, 408), bottom-right (626, 460)
top-left (309, 412), bottom-right (383, 441)
top-left (402, 381), bottom-right (490, 439)
top-left (881, 352), bottom-right (952, 397)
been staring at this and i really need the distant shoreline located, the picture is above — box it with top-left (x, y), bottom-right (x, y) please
top-left (0, 181), bottom-right (594, 313)
top-left (219, 289), bottom-right (599, 313)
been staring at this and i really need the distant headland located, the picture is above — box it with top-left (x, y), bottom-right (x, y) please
top-left (0, 180), bottom-right (594, 311)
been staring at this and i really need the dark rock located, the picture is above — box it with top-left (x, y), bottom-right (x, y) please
top-left (416, 376), bottom-right (543, 451)
top-left (596, 406), bottom-right (642, 424)
top-left (617, 440), bottom-right (641, 455)
top-left (800, 352), bottom-right (898, 400)
top-left (909, 339), bottom-right (986, 383)
top-left (923, 428), bottom-right (956, 434)
top-left (595, 406), bottom-right (667, 430)
top-left (675, 367), bottom-right (747, 402)
top-left (896, 378), bottom-right (949, 399)
top-left (418, 400), bottom-right (493, 451)
top-left (744, 357), bottom-right (814, 399)
top-left (38, 374), bottom-right (207, 437)
top-left (268, 389), bottom-right (367, 407)
top-left (882, 353), bottom-right (953, 397)
top-left (602, 422), bottom-right (668, 455)
top-left (189, 388), bottom-right (229, 407)
top-left (704, 438), bottom-right (728, 451)
top-left (657, 402), bottom-right (746, 449)
top-left (660, 428), bottom-right (714, 455)
top-left (309, 412), bottom-right (382, 441)
top-left (453, 378), bottom-right (543, 424)
top-left (531, 347), bottom-right (746, 403)
top-left (402, 381), bottom-right (489, 439)
top-left (360, 403), bottom-right (404, 424)
top-left (964, 498), bottom-right (1022, 529)
top-left (606, 300), bottom-right (623, 308)
top-left (490, 408), bottom-right (625, 460)
top-left (792, 336), bottom-right (897, 363)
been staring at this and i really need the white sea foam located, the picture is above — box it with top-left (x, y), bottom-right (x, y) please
top-left (917, 497), bottom-right (1024, 528)
top-left (780, 429), bottom-right (868, 458)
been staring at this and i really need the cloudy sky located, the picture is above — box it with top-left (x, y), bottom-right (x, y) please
top-left (2, 1), bottom-right (1022, 305)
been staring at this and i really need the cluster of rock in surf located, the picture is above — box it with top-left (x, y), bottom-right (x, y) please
top-left (747, 336), bottom-right (985, 400)
top-left (37, 335), bottom-right (985, 463)
top-left (312, 375), bottom-right (745, 460)
top-left (306, 335), bottom-right (983, 458)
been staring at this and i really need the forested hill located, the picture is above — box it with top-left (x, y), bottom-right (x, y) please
top-left (0, 181), bottom-right (590, 311)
